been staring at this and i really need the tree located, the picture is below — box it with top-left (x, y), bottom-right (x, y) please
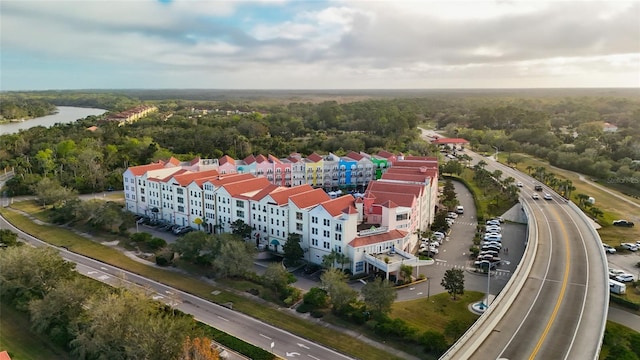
top-left (361, 277), bottom-right (397, 315)
top-left (29, 277), bottom-right (103, 346)
top-left (71, 289), bottom-right (195, 360)
top-left (31, 177), bottom-right (77, 208)
top-left (282, 233), bottom-right (304, 266)
top-left (322, 250), bottom-right (338, 269)
top-left (303, 287), bottom-right (328, 308)
top-left (171, 232), bottom-right (209, 262)
top-left (400, 264), bottom-right (413, 283)
top-left (441, 268), bottom-right (465, 300)
top-left (262, 262), bottom-right (291, 299)
top-left (320, 268), bottom-right (357, 313)
top-left (0, 246), bottom-right (75, 310)
top-left (180, 337), bottom-right (220, 360)
top-left (420, 330), bottom-right (449, 355)
top-left (230, 219), bottom-right (252, 239)
top-left (0, 229), bottom-right (21, 247)
top-left (212, 239), bottom-right (255, 278)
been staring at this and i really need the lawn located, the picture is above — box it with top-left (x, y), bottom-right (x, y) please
top-left (499, 153), bottom-right (640, 245)
top-left (0, 302), bottom-right (70, 360)
top-left (0, 206), bottom-right (403, 360)
top-left (391, 291), bottom-right (483, 336)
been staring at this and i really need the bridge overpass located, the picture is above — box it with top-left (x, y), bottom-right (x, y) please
top-left (442, 153), bottom-right (609, 359)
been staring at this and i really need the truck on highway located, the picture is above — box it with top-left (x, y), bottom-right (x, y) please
top-left (534, 184), bottom-right (543, 191)
top-left (609, 279), bottom-right (626, 295)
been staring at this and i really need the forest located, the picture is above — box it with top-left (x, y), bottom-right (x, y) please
top-left (0, 89), bottom-right (639, 196)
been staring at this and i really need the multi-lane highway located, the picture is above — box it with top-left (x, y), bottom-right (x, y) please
top-left (444, 151), bottom-right (609, 359)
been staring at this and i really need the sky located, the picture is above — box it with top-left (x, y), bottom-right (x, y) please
top-left (1, 0), bottom-right (639, 90)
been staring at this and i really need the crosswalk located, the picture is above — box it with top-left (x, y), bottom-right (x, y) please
top-left (452, 221), bottom-right (477, 227)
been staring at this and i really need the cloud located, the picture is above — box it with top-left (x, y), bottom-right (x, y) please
top-left (0, 0), bottom-right (638, 89)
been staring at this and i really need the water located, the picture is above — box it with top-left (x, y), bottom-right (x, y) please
top-left (0, 106), bottom-right (107, 135)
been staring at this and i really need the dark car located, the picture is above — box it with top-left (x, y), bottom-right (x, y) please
top-left (613, 220), bottom-right (635, 227)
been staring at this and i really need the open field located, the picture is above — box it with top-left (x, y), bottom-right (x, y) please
top-left (0, 205), bottom-right (403, 360)
top-left (500, 153), bottom-right (640, 245)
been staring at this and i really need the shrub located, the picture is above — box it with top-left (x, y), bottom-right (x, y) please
top-left (155, 251), bottom-right (174, 266)
top-left (303, 287), bottom-right (328, 308)
top-left (420, 330), bottom-right (449, 356)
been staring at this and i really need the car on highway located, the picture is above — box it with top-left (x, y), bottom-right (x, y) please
top-left (516, 181), bottom-right (523, 187)
top-left (532, 193), bottom-right (540, 200)
top-left (613, 220), bottom-right (635, 227)
top-left (621, 243), bottom-right (639, 251)
top-left (602, 244), bottom-right (616, 254)
top-left (534, 184), bottom-right (543, 191)
top-left (614, 274), bottom-right (635, 283)
top-left (543, 193), bottom-right (553, 200)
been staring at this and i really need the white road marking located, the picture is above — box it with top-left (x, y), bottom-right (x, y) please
top-left (286, 352), bottom-right (300, 357)
top-left (152, 295), bottom-right (164, 300)
top-left (259, 334), bottom-right (272, 340)
top-left (409, 287), bottom-right (415, 291)
top-left (217, 315), bottom-right (229, 322)
top-left (100, 267), bottom-right (108, 270)
top-left (98, 275), bottom-right (109, 280)
top-left (308, 355), bottom-right (320, 360)
top-left (417, 292), bottom-right (423, 296)
top-left (297, 343), bottom-right (310, 349)
top-left (87, 271), bottom-right (97, 275)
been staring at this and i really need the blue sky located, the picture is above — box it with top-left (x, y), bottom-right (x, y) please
top-left (1, 0), bottom-right (639, 90)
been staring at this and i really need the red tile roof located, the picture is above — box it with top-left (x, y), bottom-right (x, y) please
top-left (392, 160), bottom-right (438, 169)
top-left (166, 157), bottom-right (181, 166)
top-left (290, 188), bottom-right (330, 209)
top-left (148, 169), bottom-right (189, 182)
top-left (268, 154), bottom-right (282, 164)
top-left (403, 156), bottom-right (438, 162)
top-left (219, 155), bottom-right (235, 165)
top-left (349, 229), bottom-right (408, 247)
top-left (381, 200), bottom-right (398, 208)
top-left (269, 185), bottom-right (314, 205)
top-left (367, 191), bottom-right (416, 208)
top-left (307, 152), bottom-right (323, 162)
top-left (345, 205), bottom-right (359, 214)
top-left (250, 184), bottom-right (283, 201)
top-left (320, 195), bottom-right (355, 217)
top-left (377, 150), bottom-right (396, 159)
top-left (244, 154), bottom-right (256, 165)
top-left (172, 169), bottom-right (220, 186)
top-left (221, 177), bottom-right (271, 196)
top-left (205, 173), bottom-right (255, 187)
top-left (367, 181), bottom-right (423, 197)
top-left (381, 173), bottom-right (433, 184)
top-left (0, 351), bottom-right (11, 360)
top-left (255, 154), bottom-right (268, 163)
top-left (345, 151), bottom-right (364, 161)
top-left (128, 163), bottom-right (166, 176)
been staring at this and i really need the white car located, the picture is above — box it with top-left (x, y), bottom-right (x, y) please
top-left (543, 193), bottom-right (553, 200)
top-left (485, 226), bottom-right (501, 233)
top-left (429, 241), bottom-right (440, 248)
top-left (532, 193), bottom-right (540, 200)
top-left (516, 181), bottom-right (523, 187)
top-left (486, 220), bottom-right (500, 226)
top-left (602, 244), bottom-right (616, 254)
top-left (615, 274), bottom-right (635, 283)
top-left (433, 231), bottom-right (445, 240)
top-left (621, 243), bottom-right (639, 251)
top-left (428, 246), bottom-right (439, 254)
top-left (609, 268), bottom-right (626, 279)
top-left (447, 212), bottom-right (458, 219)
top-left (480, 250), bottom-right (499, 257)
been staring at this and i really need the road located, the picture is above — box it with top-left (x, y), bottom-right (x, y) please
top-left (0, 214), bottom-right (356, 360)
top-left (448, 150), bottom-right (609, 359)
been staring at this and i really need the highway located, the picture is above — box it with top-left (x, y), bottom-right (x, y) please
top-left (444, 151), bottom-right (609, 359)
top-left (0, 213), bottom-right (355, 360)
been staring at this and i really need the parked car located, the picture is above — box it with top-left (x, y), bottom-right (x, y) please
top-left (621, 243), bottom-right (638, 251)
top-left (447, 212), bottom-right (458, 219)
top-left (429, 241), bottom-right (440, 248)
top-left (455, 205), bottom-right (464, 214)
top-left (486, 220), bottom-right (500, 226)
top-left (480, 250), bottom-right (499, 257)
top-left (602, 244), bottom-right (616, 254)
top-left (484, 234), bottom-right (503, 242)
top-left (613, 220), bottom-right (635, 227)
top-left (482, 245), bottom-right (502, 252)
top-left (475, 260), bottom-right (497, 269)
top-left (532, 193), bottom-right (540, 200)
top-left (609, 268), bottom-right (626, 279)
top-left (485, 226), bottom-right (502, 233)
top-left (615, 274), bottom-right (635, 283)
top-left (543, 193), bottom-right (553, 200)
top-left (428, 246), bottom-right (439, 254)
top-left (482, 241), bottom-right (502, 248)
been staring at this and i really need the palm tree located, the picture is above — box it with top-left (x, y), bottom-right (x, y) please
top-left (576, 193), bottom-right (590, 208)
top-left (526, 165), bottom-right (534, 175)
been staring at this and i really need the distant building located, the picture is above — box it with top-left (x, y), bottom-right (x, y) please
top-left (603, 122), bottom-right (618, 133)
top-left (103, 105), bottom-right (158, 126)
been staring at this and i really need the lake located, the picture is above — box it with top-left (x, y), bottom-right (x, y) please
top-left (0, 106), bottom-right (107, 135)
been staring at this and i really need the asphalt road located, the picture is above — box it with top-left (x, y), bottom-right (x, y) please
top-left (0, 214), bottom-right (357, 360)
top-left (456, 152), bottom-right (609, 360)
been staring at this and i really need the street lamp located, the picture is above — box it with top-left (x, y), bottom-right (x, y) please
top-left (493, 146), bottom-right (499, 161)
top-left (427, 277), bottom-right (431, 299)
top-left (483, 260), bottom-right (492, 308)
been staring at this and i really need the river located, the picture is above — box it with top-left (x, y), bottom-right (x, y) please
top-left (0, 106), bottom-right (107, 135)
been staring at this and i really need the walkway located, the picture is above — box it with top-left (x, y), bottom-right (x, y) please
top-left (607, 306), bottom-right (640, 333)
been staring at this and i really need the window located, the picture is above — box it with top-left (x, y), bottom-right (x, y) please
top-left (296, 212), bottom-right (303, 220)
top-left (323, 230), bottom-right (330, 237)
top-left (177, 188), bottom-right (183, 195)
top-left (312, 216), bottom-right (318, 224)
top-left (334, 234), bottom-right (342, 241)
top-left (271, 219), bottom-right (274, 224)
top-left (296, 223), bottom-right (303, 231)
top-left (323, 219), bottom-right (329, 226)
top-left (396, 213), bottom-right (409, 221)
top-left (312, 228), bottom-right (318, 235)
top-left (355, 261), bottom-right (364, 272)
top-left (178, 197), bottom-right (184, 204)
top-left (140, 188), bottom-right (145, 194)
top-left (236, 200), bottom-right (244, 208)
top-left (336, 223), bottom-right (342, 231)
top-left (178, 206), bottom-right (184, 212)
top-left (312, 239), bottom-right (318, 246)
top-left (236, 210), bottom-right (244, 218)
top-left (141, 196), bottom-right (145, 202)
top-left (323, 241), bottom-right (330, 249)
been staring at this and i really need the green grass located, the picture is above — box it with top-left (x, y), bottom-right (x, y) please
top-left (391, 291), bottom-right (483, 336)
top-left (0, 206), bottom-right (402, 360)
top-left (600, 321), bottom-right (640, 359)
top-left (0, 302), bottom-right (70, 360)
top-left (500, 153), bottom-right (640, 245)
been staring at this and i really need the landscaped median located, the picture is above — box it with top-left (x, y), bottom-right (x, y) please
top-left (0, 206), bottom-right (404, 360)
